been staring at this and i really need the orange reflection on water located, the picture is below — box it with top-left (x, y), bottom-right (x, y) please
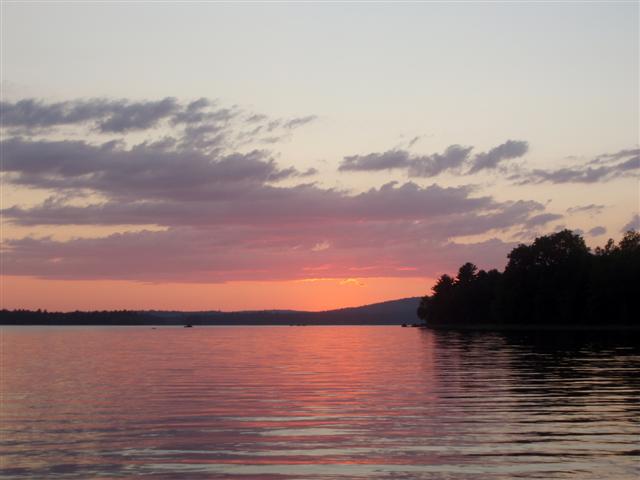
top-left (2, 326), bottom-right (639, 479)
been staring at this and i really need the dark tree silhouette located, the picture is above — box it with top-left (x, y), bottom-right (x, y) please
top-left (455, 262), bottom-right (478, 284)
top-left (418, 230), bottom-right (639, 327)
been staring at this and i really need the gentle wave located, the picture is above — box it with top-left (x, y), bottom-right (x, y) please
top-left (2, 326), bottom-right (639, 479)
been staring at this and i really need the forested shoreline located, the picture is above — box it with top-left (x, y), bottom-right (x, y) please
top-left (418, 230), bottom-right (639, 327)
top-left (0, 298), bottom-right (420, 326)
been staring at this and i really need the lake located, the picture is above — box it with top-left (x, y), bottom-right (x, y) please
top-left (2, 326), bottom-right (639, 479)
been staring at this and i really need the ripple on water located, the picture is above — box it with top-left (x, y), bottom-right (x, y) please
top-left (2, 326), bottom-right (639, 479)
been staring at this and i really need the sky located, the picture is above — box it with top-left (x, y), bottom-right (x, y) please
top-left (1, 2), bottom-right (638, 312)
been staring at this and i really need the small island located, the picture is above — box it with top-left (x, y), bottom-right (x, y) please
top-left (417, 229), bottom-right (639, 329)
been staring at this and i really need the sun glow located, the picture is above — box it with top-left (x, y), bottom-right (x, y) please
top-left (0, 275), bottom-right (432, 312)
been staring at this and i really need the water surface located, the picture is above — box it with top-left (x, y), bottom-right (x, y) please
top-left (2, 326), bottom-right (639, 479)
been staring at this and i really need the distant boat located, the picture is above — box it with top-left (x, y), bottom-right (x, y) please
top-left (184, 324), bottom-right (193, 328)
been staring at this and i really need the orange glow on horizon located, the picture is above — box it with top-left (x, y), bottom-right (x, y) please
top-left (0, 275), bottom-right (433, 312)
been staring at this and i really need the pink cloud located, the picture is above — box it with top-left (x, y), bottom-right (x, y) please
top-left (0, 97), bottom-right (562, 284)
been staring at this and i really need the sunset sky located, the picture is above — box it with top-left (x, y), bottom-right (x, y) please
top-left (1, 2), bottom-right (638, 311)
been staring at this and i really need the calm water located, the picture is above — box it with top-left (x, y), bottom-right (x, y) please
top-left (1, 326), bottom-right (639, 479)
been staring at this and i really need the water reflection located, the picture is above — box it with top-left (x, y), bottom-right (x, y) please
top-left (2, 326), bottom-right (639, 479)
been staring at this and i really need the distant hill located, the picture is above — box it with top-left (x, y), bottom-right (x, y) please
top-left (0, 297), bottom-right (422, 326)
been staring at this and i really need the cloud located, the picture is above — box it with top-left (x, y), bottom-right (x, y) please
top-left (520, 166), bottom-right (627, 184)
top-left (246, 113), bottom-right (268, 123)
top-left (1, 96), bottom-right (561, 284)
top-left (2, 153), bottom-right (550, 282)
top-left (340, 149), bottom-right (412, 172)
top-left (524, 213), bottom-right (564, 228)
top-left (590, 148), bottom-right (640, 164)
top-left (567, 204), bottom-right (606, 215)
top-left (513, 148), bottom-right (639, 184)
top-left (621, 214), bottom-right (639, 233)
top-left (1, 182), bottom-right (550, 283)
top-left (312, 241), bottom-right (331, 252)
top-left (1, 180), bottom-right (505, 228)
top-left (587, 226), bottom-right (607, 236)
top-left (0, 97), bottom-right (315, 148)
top-left (340, 141), bottom-right (636, 186)
top-left (467, 140), bottom-right (529, 174)
top-left (1, 225), bottom-right (516, 282)
top-left (1, 97), bottom-right (180, 133)
top-left (408, 145), bottom-right (474, 177)
top-left (338, 140), bottom-right (527, 177)
top-left (283, 115), bottom-right (317, 129)
top-left (407, 135), bottom-right (423, 148)
top-left (0, 137), bottom-right (313, 203)
top-left (339, 145), bottom-right (473, 175)
top-left (96, 97), bottom-right (179, 133)
top-left (170, 98), bottom-right (221, 124)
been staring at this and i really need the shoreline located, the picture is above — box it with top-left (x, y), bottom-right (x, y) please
top-left (2, 322), bottom-right (639, 331)
top-left (424, 324), bottom-right (640, 331)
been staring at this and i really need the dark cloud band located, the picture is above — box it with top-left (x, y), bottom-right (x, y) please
top-left (0, 96), bottom-right (571, 284)
top-left (339, 140), bottom-right (528, 177)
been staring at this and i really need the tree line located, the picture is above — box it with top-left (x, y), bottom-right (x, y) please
top-left (0, 309), bottom-right (157, 325)
top-left (417, 229), bottom-right (639, 327)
